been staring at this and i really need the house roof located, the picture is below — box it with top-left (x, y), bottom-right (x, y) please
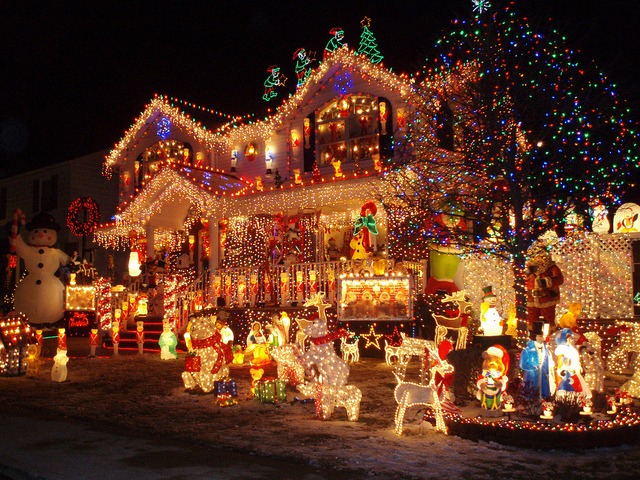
top-left (103, 47), bottom-right (414, 174)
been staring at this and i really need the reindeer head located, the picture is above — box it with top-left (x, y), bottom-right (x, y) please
top-left (304, 314), bottom-right (328, 338)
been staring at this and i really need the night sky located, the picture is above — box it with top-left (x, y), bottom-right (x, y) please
top-left (1, 0), bottom-right (639, 177)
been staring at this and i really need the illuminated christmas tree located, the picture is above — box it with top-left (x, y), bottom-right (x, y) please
top-left (380, 2), bottom-right (639, 334)
top-left (357, 17), bottom-right (383, 64)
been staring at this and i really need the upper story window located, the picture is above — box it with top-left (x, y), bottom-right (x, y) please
top-left (32, 175), bottom-right (58, 213)
top-left (316, 94), bottom-right (380, 168)
top-left (134, 140), bottom-right (192, 188)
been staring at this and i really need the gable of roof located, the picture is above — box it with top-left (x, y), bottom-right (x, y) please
top-left (224, 46), bottom-right (413, 148)
top-left (103, 97), bottom-right (228, 176)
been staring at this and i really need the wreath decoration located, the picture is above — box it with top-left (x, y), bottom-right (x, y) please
top-left (67, 197), bottom-right (100, 236)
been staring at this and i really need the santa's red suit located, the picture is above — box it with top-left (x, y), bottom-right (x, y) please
top-left (525, 252), bottom-right (564, 325)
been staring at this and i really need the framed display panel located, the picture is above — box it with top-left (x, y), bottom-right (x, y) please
top-left (338, 276), bottom-right (412, 322)
top-left (65, 285), bottom-right (96, 311)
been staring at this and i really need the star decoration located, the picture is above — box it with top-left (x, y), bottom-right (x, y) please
top-left (362, 324), bottom-right (383, 350)
top-left (384, 326), bottom-right (403, 347)
top-left (360, 16), bottom-right (371, 29)
top-left (472, 0), bottom-right (491, 14)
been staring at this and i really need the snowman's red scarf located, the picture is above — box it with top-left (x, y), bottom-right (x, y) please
top-left (311, 328), bottom-right (349, 345)
top-left (191, 331), bottom-right (232, 373)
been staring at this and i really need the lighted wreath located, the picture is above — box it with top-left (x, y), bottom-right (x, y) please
top-left (67, 197), bottom-right (100, 236)
top-left (245, 142), bottom-right (258, 162)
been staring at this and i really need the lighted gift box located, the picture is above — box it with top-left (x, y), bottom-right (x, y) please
top-left (184, 353), bottom-right (201, 372)
top-left (255, 378), bottom-right (287, 404)
top-left (214, 379), bottom-right (238, 398)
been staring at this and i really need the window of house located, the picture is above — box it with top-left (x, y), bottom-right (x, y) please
top-left (136, 140), bottom-right (193, 188)
top-left (41, 175), bottom-right (58, 210)
top-left (315, 94), bottom-right (381, 168)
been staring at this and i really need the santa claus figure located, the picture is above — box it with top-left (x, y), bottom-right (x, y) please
top-left (525, 246), bottom-right (564, 326)
top-left (10, 212), bottom-right (69, 326)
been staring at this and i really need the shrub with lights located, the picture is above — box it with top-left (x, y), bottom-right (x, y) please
top-left (0, 313), bottom-right (34, 376)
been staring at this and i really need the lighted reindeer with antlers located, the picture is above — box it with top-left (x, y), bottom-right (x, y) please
top-left (296, 292), bottom-right (361, 421)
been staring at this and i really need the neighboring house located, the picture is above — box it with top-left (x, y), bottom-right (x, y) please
top-left (0, 150), bottom-right (119, 304)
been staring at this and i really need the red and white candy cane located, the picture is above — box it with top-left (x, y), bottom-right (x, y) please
top-left (9, 208), bottom-right (26, 253)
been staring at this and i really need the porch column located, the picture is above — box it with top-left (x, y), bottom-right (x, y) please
top-left (145, 224), bottom-right (155, 261)
top-left (208, 212), bottom-right (221, 270)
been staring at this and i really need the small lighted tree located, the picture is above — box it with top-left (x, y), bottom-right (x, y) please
top-left (379, 3), bottom-right (639, 338)
top-left (357, 17), bottom-right (383, 64)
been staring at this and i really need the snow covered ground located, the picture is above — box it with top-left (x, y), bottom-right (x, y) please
top-left (1, 342), bottom-right (640, 480)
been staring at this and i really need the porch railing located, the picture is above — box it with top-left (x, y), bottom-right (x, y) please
top-left (205, 258), bottom-right (425, 311)
top-left (122, 258), bottom-right (425, 331)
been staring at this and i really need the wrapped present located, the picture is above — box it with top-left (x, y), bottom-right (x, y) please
top-left (185, 354), bottom-right (201, 373)
top-left (255, 377), bottom-right (287, 404)
top-left (214, 379), bottom-right (238, 398)
top-left (215, 393), bottom-right (238, 407)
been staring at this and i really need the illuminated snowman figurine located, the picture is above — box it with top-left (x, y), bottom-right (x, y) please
top-left (10, 212), bottom-right (69, 326)
top-left (51, 348), bottom-right (69, 382)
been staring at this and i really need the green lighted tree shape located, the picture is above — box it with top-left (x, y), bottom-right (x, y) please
top-left (379, 2), bottom-right (639, 336)
top-left (357, 17), bottom-right (384, 64)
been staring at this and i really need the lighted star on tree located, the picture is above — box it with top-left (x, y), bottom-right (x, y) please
top-left (362, 324), bottom-right (383, 350)
top-left (472, 0), bottom-right (491, 14)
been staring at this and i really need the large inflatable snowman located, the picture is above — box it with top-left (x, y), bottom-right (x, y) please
top-left (10, 212), bottom-right (69, 326)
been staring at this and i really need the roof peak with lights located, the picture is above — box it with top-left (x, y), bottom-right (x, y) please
top-left (103, 47), bottom-right (413, 175)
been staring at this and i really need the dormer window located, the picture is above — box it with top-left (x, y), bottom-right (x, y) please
top-left (134, 140), bottom-right (193, 188)
top-left (316, 94), bottom-right (381, 169)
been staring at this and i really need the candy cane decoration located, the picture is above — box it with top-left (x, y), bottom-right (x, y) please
top-left (9, 208), bottom-right (26, 253)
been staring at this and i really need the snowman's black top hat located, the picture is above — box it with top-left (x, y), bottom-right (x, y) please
top-left (25, 212), bottom-right (61, 232)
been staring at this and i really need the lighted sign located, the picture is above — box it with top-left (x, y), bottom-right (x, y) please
top-left (338, 276), bottom-right (412, 321)
top-left (65, 285), bottom-right (96, 311)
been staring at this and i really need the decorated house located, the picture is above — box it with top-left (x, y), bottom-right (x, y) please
top-left (93, 47), bottom-right (424, 346)
top-left (91, 44), bottom-right (640, 354)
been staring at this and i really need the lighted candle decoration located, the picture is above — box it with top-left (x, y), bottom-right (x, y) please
top-left (136, 321), bottom-right (144, 354)
top-left (249, 273), bottom-right (259, 307)
top-left (213, 275), bottom-right (222, 299)
top-left (237, 277), bottom-right (246, 307)
top-left (89, 328), bottom-right (99, 357)
top-left (295, 271), bottom-right (304, 304)
top-left (224, 275), bottom-right (232, 304)
top-left (309, 270), bottom-right (318, 294)
top-left (264, 271), bottom-right (273, 304)
top-left (327, 268), bottom-right (336, 303)
top-left (57, 328), bottom-right (67, 351)
top-left (280, 272), bottom-right (289, 306)
top-left (112, 321), bottom-right (120, 355)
